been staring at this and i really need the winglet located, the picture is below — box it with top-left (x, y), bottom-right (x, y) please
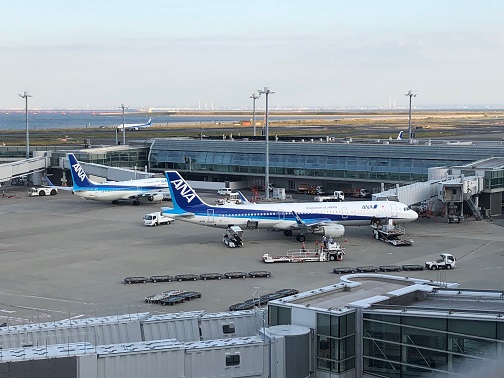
top-left (68, 153), bottom-right (95, 188)
top-left (292, 211), bottom-right (305, 226)
top-left (237, 190), bottom-right (250, 203)
top-left (45, 176), bottom-right (55, 187)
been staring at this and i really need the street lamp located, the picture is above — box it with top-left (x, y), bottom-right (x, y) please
top-left (405, 90), bottom-right (417, 144)
top-left (18, 91), bottom-right (33, 159)
top-left (120, 104), bottom-right (129, 145)
top-left (250, 93), bottom-right (260, 137)
top-left (258, 87), bottom-right (274, 200)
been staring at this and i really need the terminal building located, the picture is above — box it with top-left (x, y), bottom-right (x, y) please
top-left (0, 274), bottom-right (503, 377)
top-left (3, 137), bottom-right (504, 216)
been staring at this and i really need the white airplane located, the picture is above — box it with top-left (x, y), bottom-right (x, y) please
top-left (116, 117), bottom-right (153, 131)
top-left (53, 153), bottom-right (170, 205)
top-left (161, 171), bottom-right (418, 241)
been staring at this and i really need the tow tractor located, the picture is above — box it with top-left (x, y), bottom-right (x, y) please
top-left (262, 240), bottom-right (345, 263)
top-left (425, 253), bottom-right (456, 270)
top-left (223, 226), bottom-right (244, 248)
top-left (371, 218), bottom-right (413, 246)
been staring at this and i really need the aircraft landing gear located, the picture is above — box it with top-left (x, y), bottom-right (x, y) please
top-left (295, 234), bottom-right (306, 242)
top-left (283, 230), bottom-right (293, 237)
top-left (132, 199), bottom-right (141, 206)
top-left (112, 200), bottom-right (119, 205)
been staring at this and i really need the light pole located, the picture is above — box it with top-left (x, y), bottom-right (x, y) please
top-left (18, 91), bottom-right (33, 159)
top-left (258, 87), bottom-right (274, 200)
top-left (250, 93), bottom-right (260, 137)
top-left (120, 104), bottom-right (128, 145)
top-left (405, 90), bottom-right (417, 144)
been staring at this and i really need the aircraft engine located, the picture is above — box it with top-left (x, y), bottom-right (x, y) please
top-left (312, 224), bottom-right (345, 238)
top-left (148, 193), bottom-right (163, 202)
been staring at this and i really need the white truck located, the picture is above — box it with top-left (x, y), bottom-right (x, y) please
top-left (143, 212), bottom-right (175, 226)
top-left (425, 253), bottom-right (456, 270)
top-left (314, 191), bottom-right (345, 202)
top-left (28, 187), bottom-right (58, 196)
top-left (262, 241), bottom-right (345, 263)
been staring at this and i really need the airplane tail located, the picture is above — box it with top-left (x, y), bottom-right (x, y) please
top-left (397, 131), bottom-right (403, 140)
top-left (146, 117), bottom-right (152, 126)
top-left (68, 153), bottom-right (96, 188)
top-left (164, 171), bottom-right (208, 211)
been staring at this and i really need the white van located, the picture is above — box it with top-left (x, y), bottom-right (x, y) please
top-left (217, 188), bottom-right (233, 196)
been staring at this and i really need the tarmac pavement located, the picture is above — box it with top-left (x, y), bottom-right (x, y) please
top-left (1, 185), bottom-right (503, 325)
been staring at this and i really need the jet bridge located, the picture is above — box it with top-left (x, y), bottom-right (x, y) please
top-left (0, 156), bottom-right (49, 185)
top-left (372, 174), bottom-right (484, 220)
top-left (61, 158), bottom-right (155, 181)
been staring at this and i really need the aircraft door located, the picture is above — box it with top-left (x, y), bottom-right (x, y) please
top-left (390, 204), bottom-right (398, 217)
top-left (207, 209), bottom-right (215, 223)
top-left (278, 210), bottom-right (285, 220)
top-left (342, 207), bottom-right (348, 220)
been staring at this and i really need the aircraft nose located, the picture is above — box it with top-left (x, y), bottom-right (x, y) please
top-left (411, 210), bottom-right (419, 220)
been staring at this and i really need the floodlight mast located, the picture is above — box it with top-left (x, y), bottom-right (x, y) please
top-left (120, 104), bottom-right (129, 145)
top-left (258, 87), bottom-right (274, 200)
top-left (405, 90), bottom-right (417, 144)
top-left (18, 91), bottom-right (33, 159)
top-left (250, 93), bottom-right (260, 137)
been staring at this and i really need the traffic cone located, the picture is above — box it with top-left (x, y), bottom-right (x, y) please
top-left (344, 238), bottom-right (348, 243)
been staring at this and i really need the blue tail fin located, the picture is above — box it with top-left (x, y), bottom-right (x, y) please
top-left (397, 131), bottom-right (403, 140)
top-left (164, 171), bottom-right (207, 211)
top-left (146, 117), bottom-right (152, 126)
top-left (68, 153), bottom-right (95, 188)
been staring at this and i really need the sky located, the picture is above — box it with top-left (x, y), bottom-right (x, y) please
top-left (1, 0), bottom-right (503, 109)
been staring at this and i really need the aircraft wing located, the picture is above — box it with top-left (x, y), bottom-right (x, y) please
top-left (292, 211), bottom-right (332, 228)
top-left (125, 189), bottom-right (170, 200)
top-left (43, 177), bottom-right (73, 191)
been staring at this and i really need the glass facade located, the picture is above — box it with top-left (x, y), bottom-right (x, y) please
top-left (363, 313), bottom-right (504, 377)
top-left (150, 139), bottom-right (504, 184)
top-left (268, 305), bottom-right (291, 326)
top-left (485, 169), bottom-right (504, 190)
top-left (50, 148), bottom-right (149, 168)
top-left (316, 312), bottom-right (356, 374)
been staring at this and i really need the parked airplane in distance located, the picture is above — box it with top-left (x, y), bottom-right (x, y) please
top-left (162, 171), bottom-right (418, 241)
top-left (116, 117), bottom-right (153, 131)
top-left (54, 153), bottom-right (170, 205)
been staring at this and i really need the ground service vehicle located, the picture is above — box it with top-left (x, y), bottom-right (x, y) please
top-left (262, 241), bottom-right (345, 263)
top-left (425, 253), bottom-right (456, 270)
top-left (28, 187), bottom-right (58, 196)
top-left (298, 185), bottom-right (326, 195)
top-left (217, 188), bottom-right (233, 195)
top-left (223, 226), bottom-right (243, 248)
top-left (343, 188), bottom-right (371, 198)
top-left (144, 212), bottom-right (175, 226)
top-left (371, 218), bottom-right (414, 246)
top-left (314, 191), bottom-right (345, 202)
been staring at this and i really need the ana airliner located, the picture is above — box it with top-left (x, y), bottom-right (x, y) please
top-left (56, 153), bottom-right (170, 205)
top-left (116, 117), bottom-right (153, 131)
top-left (162, 171), bottom-right (418, 241)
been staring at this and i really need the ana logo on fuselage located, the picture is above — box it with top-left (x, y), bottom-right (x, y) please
top-left (172, 179), bottom-right (196, 203)
top-left (72, 163), bottom-right (87, 182)
top-left (362, 204), bottom-right (378, 209)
